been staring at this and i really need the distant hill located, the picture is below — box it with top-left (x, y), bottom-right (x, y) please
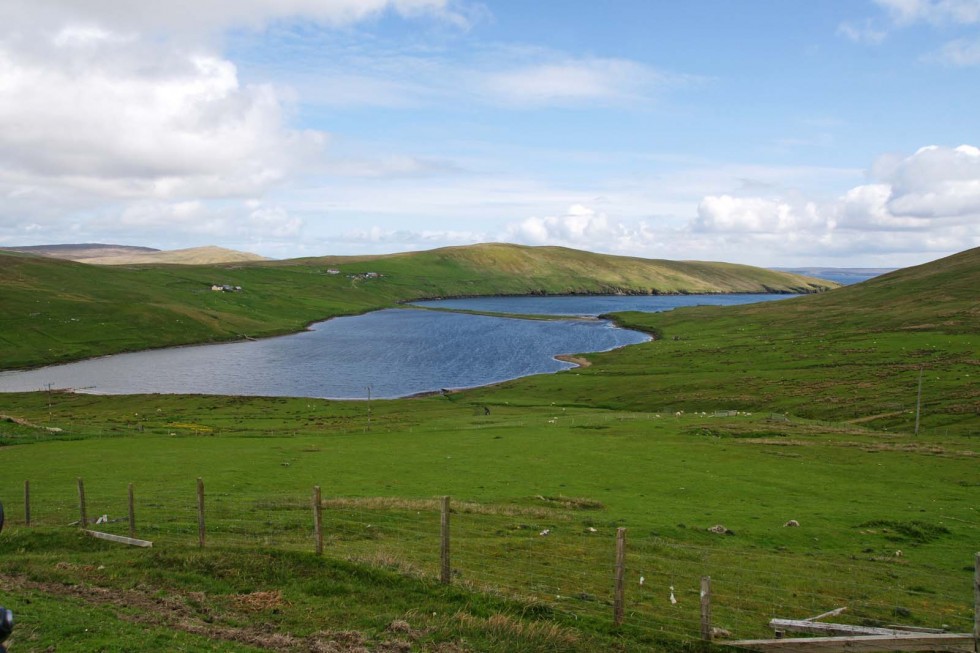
top-left (81, 245), bottom-right (268, 265)
top-left (775, 267), bottom-right (894, 286)
top-left (640, 247), bottom-right (979, 335)
top-left (787, 246), bottom-right (980, 333)
top-left (1, 244), bottom-right (267, 265)
top-left (2, 243), bottom-right (159, 260)
top-left (296, 243), bottom-right (836, 295)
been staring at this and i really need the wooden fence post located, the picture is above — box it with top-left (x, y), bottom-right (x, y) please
top-left (313, 486), bottom-right (323, 556)
top-left (77, 477), bottom-right (87, 528)
top-left (701, 576), bottom-right (713, 641)
top-left (24, 480), bottom-right (31, 527)
top-left (196, 477), bottom-right (205, 548)
top-left (440, 496), bottom-right (451, 585)
top-left (128, 483), bottom-right (136, 538)
top-left (614, 527), bottom-right (627, 626)
top-left (973, 552), bottom-right (978, 653)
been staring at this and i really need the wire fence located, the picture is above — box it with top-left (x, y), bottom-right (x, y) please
top-left (7, 477), bottom-right (979, 648)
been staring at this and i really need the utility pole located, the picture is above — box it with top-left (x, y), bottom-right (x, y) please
top-left (914, 366), bottom-right (923, 436)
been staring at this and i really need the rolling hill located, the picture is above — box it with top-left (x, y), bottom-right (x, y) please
top-left (474, 246), bottom-right (979, 434)
top-left (0, 244), bottom-right (267, 265)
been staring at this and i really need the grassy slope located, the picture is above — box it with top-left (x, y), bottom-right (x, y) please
top-left (471, 247), bottom-right (979, 435)
top-left (0, 243), bottom-right (833, 370)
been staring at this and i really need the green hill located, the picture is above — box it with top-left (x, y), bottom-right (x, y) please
top-left (473, 246), bottom-right (979, 435)
top-left (0, 243), bottom-right (833, 370)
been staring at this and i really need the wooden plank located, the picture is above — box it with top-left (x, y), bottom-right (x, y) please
top-left (85, 530), bottom-right (153, 548)
top-left (805, 608), bottom-right (847, 622)
top-left (884, 625), bottom-right (948, 634)
top-left (724, 633), bottom-right (975, 653)
top-left (769, 619), bottom-right (936, 638)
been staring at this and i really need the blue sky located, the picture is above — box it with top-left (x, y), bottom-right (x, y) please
top-left (0, 0), bottom-right (978, 266)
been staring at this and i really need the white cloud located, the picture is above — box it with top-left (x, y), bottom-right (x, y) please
top-left (110, 199), bottom-right (302, 239)
top-left (502, 204), bottom-right (657, 252)
top-left (493, 145), bottom-right (980, 266)
top-left (874, 0), bottom-right (980, 25)
top-left (694, 196), bottom-right (826, 233)
top-left (0, 36), bottom-right (325, 197)
top-left (481, 57), bottom-right (662, 107)
top-left (927, 37), bottom-right (980, 64)
top-left (336, 226), bottom-right (484, 247)
top-left (684, 144), bottom-right (980, 261)
top-left (837, 20), bottom-right (888, 44)
top-left (0, 0), bottom-right (477, 34)
top-left (884, 144), bottom-right (980, 216)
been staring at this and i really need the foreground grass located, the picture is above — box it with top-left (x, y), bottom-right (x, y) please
top-left (1, 394), bottom-right (977, 650)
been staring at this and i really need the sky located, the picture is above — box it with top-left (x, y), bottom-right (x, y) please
top-left (0, 0), bottom-right (979, 267)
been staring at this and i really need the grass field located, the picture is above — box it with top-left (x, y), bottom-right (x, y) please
top-left (0, 246), bottom-right (977, 652)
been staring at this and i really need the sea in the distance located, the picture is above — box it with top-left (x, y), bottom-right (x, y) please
top-left (0, 294), bottom-right (792, 399)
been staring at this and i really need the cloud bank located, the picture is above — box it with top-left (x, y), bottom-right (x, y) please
top-left (500, 145), bottom-right (980, 265)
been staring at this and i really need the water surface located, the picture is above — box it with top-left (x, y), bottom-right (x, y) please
top-left (0, 308), bottom-right (648, 399)
top-left (0, 293), bottom-right (796, 399)
top-left (412, 293), bottom-right (790, 316)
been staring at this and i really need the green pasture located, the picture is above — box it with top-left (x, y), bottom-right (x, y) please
top-left (1, 392), bottom-right (977, 651)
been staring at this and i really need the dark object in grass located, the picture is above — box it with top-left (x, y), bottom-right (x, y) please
top-left (0, 606), bottom-right (12, 653)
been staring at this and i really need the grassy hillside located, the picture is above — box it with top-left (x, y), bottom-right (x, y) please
top-left (0, 243), bottom-right (833, 370)
top-left (471, 247), bottom-right (979, 435)
top-left (298, 243), bottom-right (833, 295)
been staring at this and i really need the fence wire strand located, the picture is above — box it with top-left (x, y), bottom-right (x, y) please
top-left (3, 478), bottom-right (977, 648)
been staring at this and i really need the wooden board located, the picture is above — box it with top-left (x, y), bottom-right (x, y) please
top-left (84, 530), bottom-right (153, 548)
top-left (723, 633), bottom-right (975, 653)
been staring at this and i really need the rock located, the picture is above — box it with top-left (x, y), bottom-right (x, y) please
top-left (707, 524), bottom-right (734, 535)
top-left (783, 519), bottom-right (800, 527)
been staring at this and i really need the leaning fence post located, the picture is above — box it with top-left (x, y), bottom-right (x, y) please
top-left (313, 486), bottom-right (323, 556)
top-left (196, 477), bottom-right (206, 548)
top-left (440, 496), bottom-right (451, 585)
top-left (24, 480), bottom-right (31, 527)
top-left (973, 552), bottom-right (978, 653)
top-left (128, 483), bottom-right (136, 538)
top-left (701, 576), bottom-right (713, 641)
top-left (77, 477), bottom-right (88, 528)
top-left (614, 527), bottom-right (627, 626)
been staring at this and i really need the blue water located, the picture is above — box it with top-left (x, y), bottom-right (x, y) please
top-left (0, 294), bottom-right (795, 399)
top-left (0, 308), bottom-right (649, 399)
top-left (412, 293), bottom-right (791, 316)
